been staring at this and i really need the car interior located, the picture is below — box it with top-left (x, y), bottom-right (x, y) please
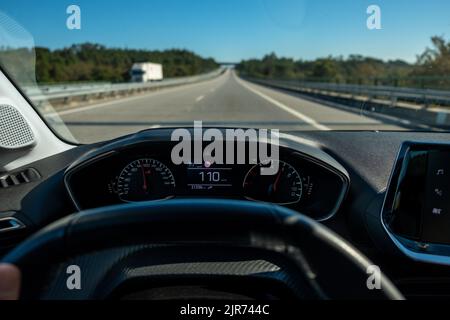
top-left (1, 0), bottom-right (450, 304)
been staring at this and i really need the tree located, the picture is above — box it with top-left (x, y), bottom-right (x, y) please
top-left (0, 43), bottom-right (219, 84)
top-left (415, 36), bottom-right (450, 76)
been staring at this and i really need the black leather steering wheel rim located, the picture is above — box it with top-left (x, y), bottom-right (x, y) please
top-left (2, 199), bottom-right (404, 300)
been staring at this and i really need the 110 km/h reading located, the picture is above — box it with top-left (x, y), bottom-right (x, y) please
top-left (187, 166), bottom-right (233, 190)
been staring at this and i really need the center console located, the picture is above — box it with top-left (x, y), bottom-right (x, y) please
top-left (382, 142), bottom-right (450, 264)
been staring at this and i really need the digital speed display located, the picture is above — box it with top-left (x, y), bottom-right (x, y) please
top-left (186, 164), bottom-right (233, 192)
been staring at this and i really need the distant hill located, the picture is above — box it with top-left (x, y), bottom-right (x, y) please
top-left (0, 43), bottom-right (219, 84)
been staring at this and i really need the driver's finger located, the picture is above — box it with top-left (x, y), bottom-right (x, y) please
top-left (0, 264), bottom-right (21, 300)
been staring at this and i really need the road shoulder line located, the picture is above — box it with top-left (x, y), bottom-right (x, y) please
top-left (234, 75), bottom-right (331, 131)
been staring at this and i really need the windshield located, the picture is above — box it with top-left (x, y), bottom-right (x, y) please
top-left (1, 0), bottom-right (450, 144)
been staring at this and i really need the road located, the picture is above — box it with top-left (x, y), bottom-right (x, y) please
top-left (54, 69), bottom-right (406, 143)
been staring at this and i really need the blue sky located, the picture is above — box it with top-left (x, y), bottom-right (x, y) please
top-left (1, 0), bottom-right (450, 62)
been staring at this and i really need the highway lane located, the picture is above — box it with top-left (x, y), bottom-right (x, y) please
top-left (56, 69), bottom-right (406, 143)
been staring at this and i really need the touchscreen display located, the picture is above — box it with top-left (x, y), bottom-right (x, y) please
top-left (390, 147), bottom-right (450, 245)
top-left (421, 151), bottom-right (450, 244)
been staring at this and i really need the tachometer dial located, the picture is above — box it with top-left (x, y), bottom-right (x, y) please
top-left (243, 160), bottom-right (302, 205)
top-left (117, 159), bottom-right (175, 202)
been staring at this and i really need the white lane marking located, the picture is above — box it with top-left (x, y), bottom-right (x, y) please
top-left (47, 73), bottom-right (227, 117)
top-left (235, 76), bottom-right (331, 131)
top-left (196, 95), bottom-right (205, 102)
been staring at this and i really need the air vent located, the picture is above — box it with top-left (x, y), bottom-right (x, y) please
top-left (0, 168), bottom-right (41, 189)
top-left (0, 217), bottom-right (25, 234)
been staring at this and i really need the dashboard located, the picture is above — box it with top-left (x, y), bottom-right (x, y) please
top-left (5, 130), bottom-right (450, 298)
top-left (64, 132), bottom-right (349, 221)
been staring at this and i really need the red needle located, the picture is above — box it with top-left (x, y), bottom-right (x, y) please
top-left (140, 161), bottom-right (148, 192)
top-left (273, 167), bottom-right (283, 192)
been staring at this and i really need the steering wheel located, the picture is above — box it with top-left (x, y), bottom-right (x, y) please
top-left (2, 199), bottom-right (404, 300)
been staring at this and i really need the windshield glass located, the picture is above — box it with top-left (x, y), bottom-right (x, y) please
top-left (1, 0), bottom-right (450, 144)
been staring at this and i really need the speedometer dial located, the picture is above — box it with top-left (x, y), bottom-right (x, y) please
top-left (243, 160), bottom-right (303, 205)
top-left (117, 159), bottom-right (175, 202)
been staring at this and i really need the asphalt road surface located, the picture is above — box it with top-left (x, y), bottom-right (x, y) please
top-left (55, 69), bottom-right (406, 143)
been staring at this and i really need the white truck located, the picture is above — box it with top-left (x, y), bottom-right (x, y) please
top-left (130, 63), bottom-right (164, 82)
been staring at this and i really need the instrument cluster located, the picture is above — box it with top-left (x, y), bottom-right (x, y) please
top-left (65, 141), bottom-right (348, 221)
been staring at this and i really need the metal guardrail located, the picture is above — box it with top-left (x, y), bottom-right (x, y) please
top-left (250, 78), bottom-right (450, 109)
top-left (24, 82), bottom-right (112, 96)
top-left (25, 69), bottom-right (224, 106)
